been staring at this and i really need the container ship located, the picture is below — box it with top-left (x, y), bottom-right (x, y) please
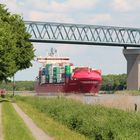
top-left (35, 48), bottom-right (102, 95)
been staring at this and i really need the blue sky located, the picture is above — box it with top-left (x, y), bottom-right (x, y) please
top-left (1, 0), bottom-right (140, 81)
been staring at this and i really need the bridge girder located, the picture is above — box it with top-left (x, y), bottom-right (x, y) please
top-left (25, 21), bottom-right (140, 47)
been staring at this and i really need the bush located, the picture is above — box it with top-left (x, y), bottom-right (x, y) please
top-left (1, 94), bottom-right (5, 98)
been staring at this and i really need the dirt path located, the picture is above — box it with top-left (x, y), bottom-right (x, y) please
top-left (12, 103), bottom-right (53, 140)
top-left (0, 104), bottom-right (3, 140)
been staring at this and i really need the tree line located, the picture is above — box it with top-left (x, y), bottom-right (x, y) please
top-left (101, 74), bottom-right (127, 91)
top-left (0, 81), bottom-right (34, 91)
top-left (0, 74), bottom-right (127, 91)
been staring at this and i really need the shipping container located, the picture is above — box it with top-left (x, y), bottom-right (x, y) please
top-left (60, 67), bottom-right (65, 73)
top-left (42, 68), bottom-right (45, 75)
top-left (65, 65), bottom-right (71, 74)
top-left (41, 75), bottom-right (46, 84)
top-left (65, 73), bottom-right (71, 79)
top-left (49, 78), bottom-right (53, 83)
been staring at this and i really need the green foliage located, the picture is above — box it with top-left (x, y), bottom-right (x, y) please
top-left (101, 74), bottom-right (127, 91)
top-left (16, 96), bottom-right (140, 140)
top-left (0, 4), bottom-right (34, 81)
top-left (0, 81), bottom-right (34, 91)
top-left (1, 94), bottom-right (5, 98)
top-left (2, 102), bottom-right (35, 140)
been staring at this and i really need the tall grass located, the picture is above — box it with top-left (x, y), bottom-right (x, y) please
top-left (2, 102), bottom-right (35, 140)
top-left (16, 96), bottom-right (140, 140)
top-left (18, 101), bottom-right (88, 140)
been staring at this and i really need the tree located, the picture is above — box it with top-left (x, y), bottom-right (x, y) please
top-left (0, 4), bottom-right (34, 81)
top-left (101, 74), bottom-right (127, 91)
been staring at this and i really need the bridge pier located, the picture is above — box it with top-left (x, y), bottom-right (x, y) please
top-left (123, 49), bottom-right (140, 90)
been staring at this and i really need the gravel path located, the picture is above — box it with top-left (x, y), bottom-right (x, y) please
top-left (12, 103), bottom-right (53, 140)
top-left (0, 104), bottom-right (3, 140)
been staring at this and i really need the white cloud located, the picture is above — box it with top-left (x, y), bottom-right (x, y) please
top-left (83, 13), bottom-right (112, 25)
top-left (2, 0), bottom-right (111, 26)
top-left (112, 0), bottom-right (132, 12)
top-left (2, 0), bottom-right (100, 23)
top-left (67, 0), bottom-right (98, 10)
top-left (112, 0), bottom-right (140, 12)
top-left (29, 11), bottom-right (74, 23)
top-left (29, 11), bottom-right (112, 28)
top-left (48, 1), bottom-right (68, 13)
top-left (25, 0), bottom-right (98, 13)
top-left (26, 0), bottom-right (49, 11)
top-left (0, 0), bottom-right (28, 16)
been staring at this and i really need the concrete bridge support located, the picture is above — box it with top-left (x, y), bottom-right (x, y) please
top-left (123, 49), bottom-right (140, 90)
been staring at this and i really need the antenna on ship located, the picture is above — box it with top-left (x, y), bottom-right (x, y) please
top-left (50, 48), bottom-right (53, 56)
top-left (55, 48), bottom-right (57, 56)
top-left (49, 48), bottom-right (57, 57)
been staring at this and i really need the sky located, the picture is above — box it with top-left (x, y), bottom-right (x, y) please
top-left (1, 0), bottom-right (140, 81)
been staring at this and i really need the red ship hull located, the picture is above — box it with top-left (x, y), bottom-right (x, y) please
top-left (35, 68), bottom-right (102, 95)
top-left (35, 80), bottom-right (102, 95)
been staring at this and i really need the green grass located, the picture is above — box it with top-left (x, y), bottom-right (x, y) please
top-left (16, 96), bottom-right (140, 140)
top-left (17, 101), bottom-right (88, 140)
top-left (115, 90), bottom-right (140, 95)
top-left (2, 102), bottom-right (35, 140)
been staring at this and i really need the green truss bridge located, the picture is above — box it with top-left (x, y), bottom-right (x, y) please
top-left (25, 21), bottom-right (140, 48)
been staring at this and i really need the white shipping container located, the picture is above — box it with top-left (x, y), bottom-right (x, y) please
top-left (57, 74), bottom-right (62, 78)
top-left (48, 70), bottom-right (53, 75)
top-left (48, 65), bottom-right (58, 75)
top-left (48, 67), bottom-right (53, 71)
top-left (60, 67), bottom-right (65, 73)
top-left (61, 78), bottom-right (65, 83)
top-left (56, 79), bottom-right (61, 83)
top-left (49, 78), bottom-right (53, 83)
top-left (49, 75), bottom-right (53, 83)
top-left (49, 75), bottom-right (53, 79)
top-left (41, 75), bottom-right (46, 84)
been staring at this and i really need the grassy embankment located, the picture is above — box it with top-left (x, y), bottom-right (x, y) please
top-left (16, 96), bottom-right (140, 140)
top-left (17, 100), bottom-right (88, 140)
top-left (115, 90), bottom-right (140, 96)
top-left (2, 102), bottom-right (35, 140)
